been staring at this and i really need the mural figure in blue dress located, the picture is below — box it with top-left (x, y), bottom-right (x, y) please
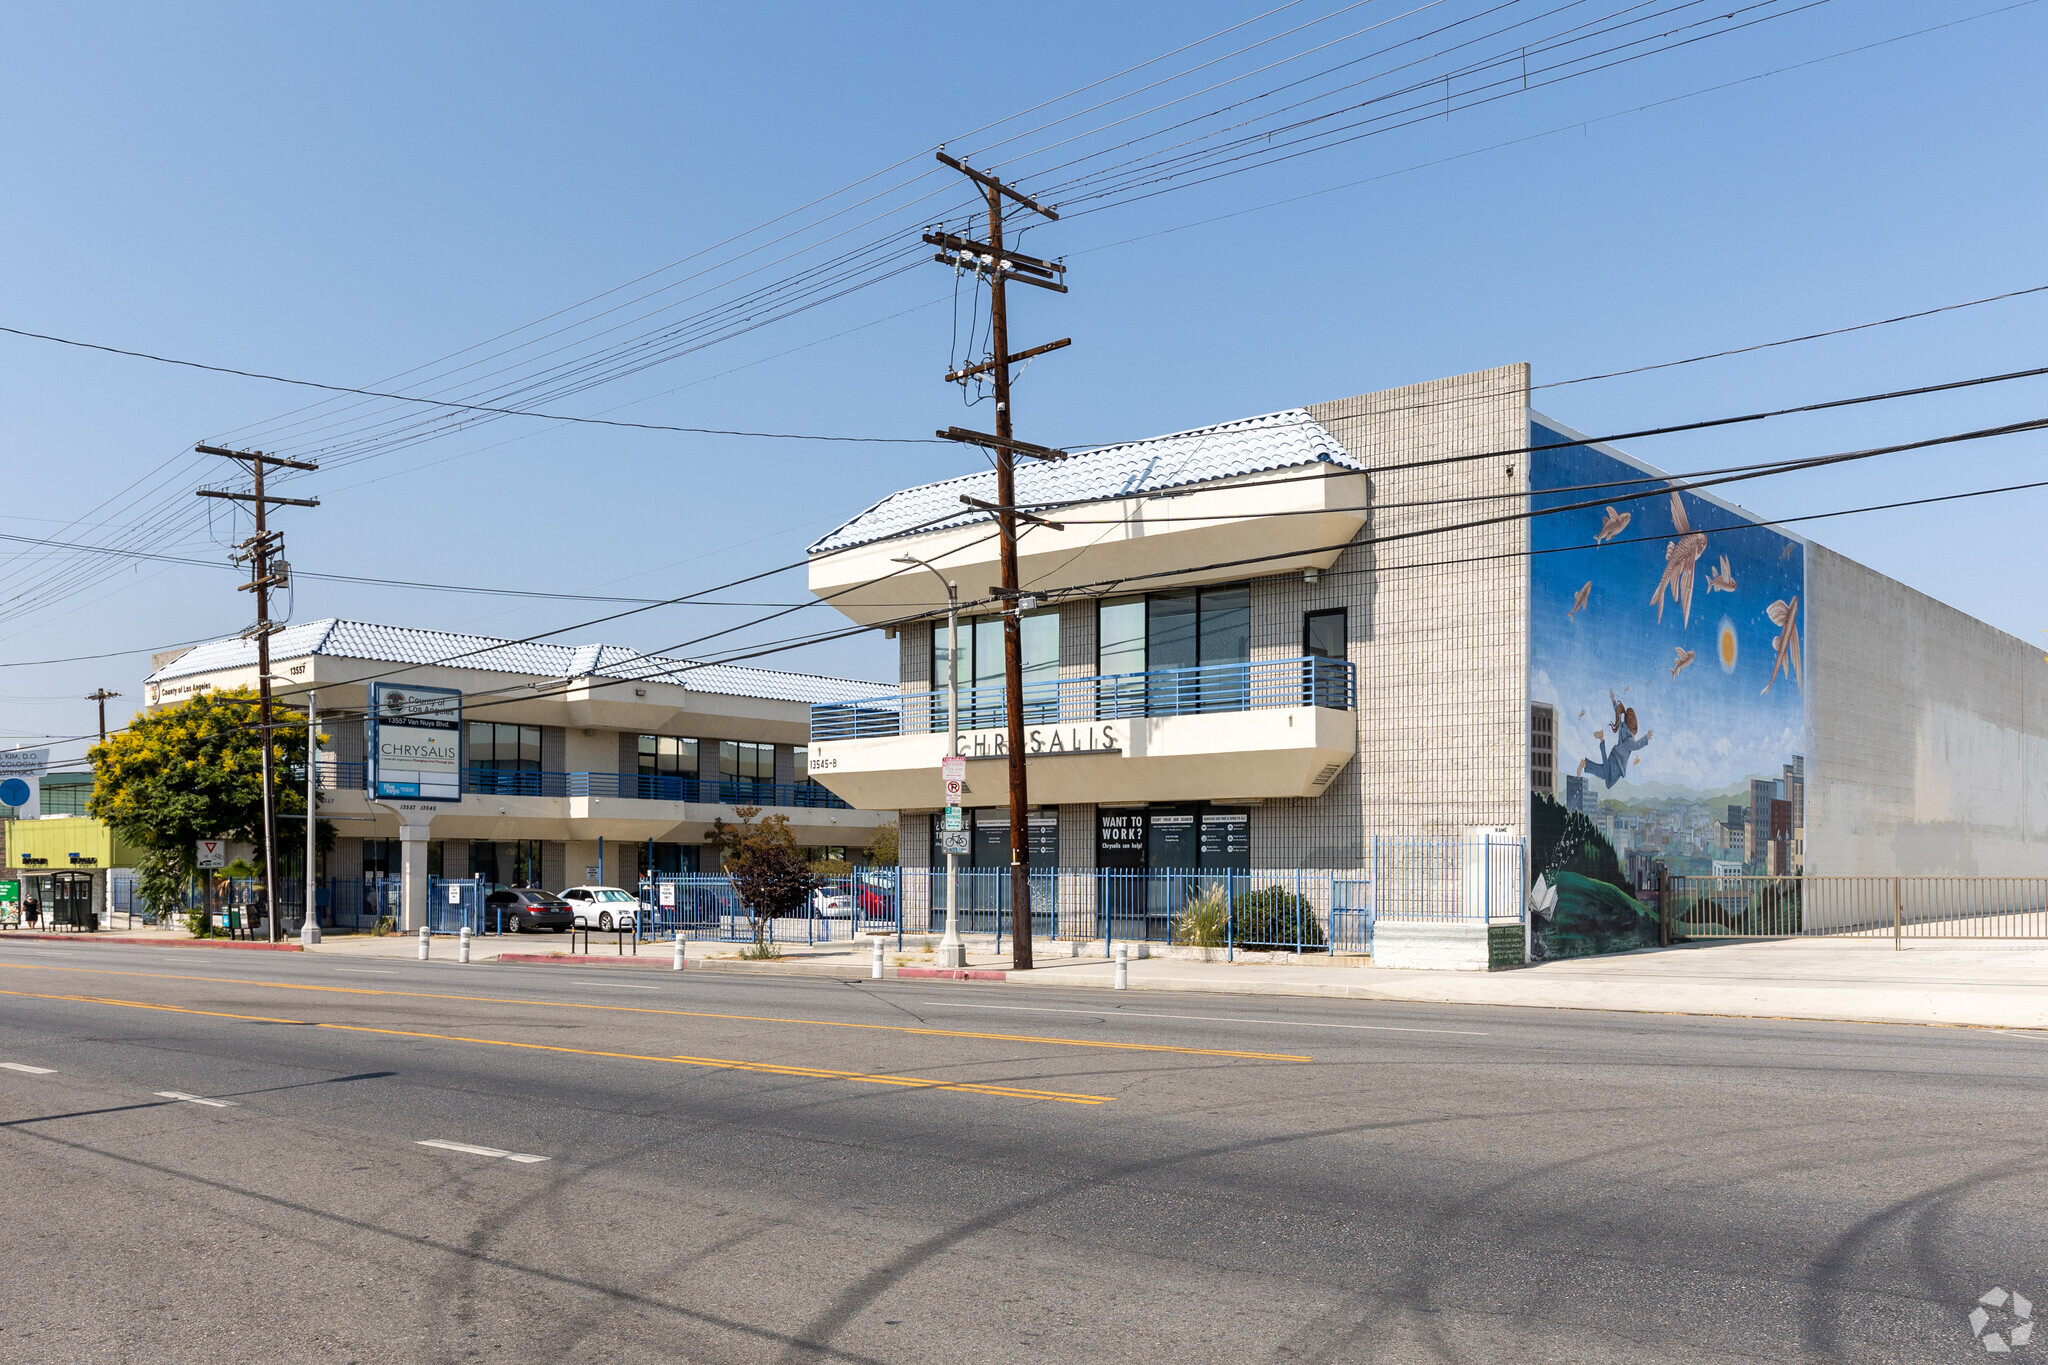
top-left (1575, 691), bottom-right (1652, 790)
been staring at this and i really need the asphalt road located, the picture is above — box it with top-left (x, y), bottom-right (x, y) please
top-left (0, 940), bottom-right (2042, 1364)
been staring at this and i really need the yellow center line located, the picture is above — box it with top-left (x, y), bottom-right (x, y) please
top-left (0, 988), bottom-right (1115, 1105)
top-left (0, 960), bottom-right (1309, 1062)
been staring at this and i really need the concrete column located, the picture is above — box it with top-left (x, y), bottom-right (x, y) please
top-left (399, 825), bottom-right (433, 933)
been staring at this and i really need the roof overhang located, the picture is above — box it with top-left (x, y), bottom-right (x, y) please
top-left (809, 464), bottom-right (1367, 625)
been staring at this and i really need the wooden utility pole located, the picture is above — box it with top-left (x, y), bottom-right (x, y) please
top-left (196, 444), bottom-right (318, 943)
top-left (84, 689), bottom-right (120, 745)
top-left (927, 151), bottom-right (1067, 972)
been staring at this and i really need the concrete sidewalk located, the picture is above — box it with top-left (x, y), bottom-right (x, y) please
top-left (12, 924), bottom-right (2046, 1031)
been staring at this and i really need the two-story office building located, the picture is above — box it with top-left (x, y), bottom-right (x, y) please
top-left (144, 619), bottom-right (891, 928)
top-left (803, 364), bottom-right (2047, 965)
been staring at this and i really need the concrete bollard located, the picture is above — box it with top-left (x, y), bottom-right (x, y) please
top-left (418, 925), bottom-right (430, 961)
top-left (1114, 942), bottom-right (1129, 990)
top-left (871, 936), bottom-right (885, 979)
top-left (458, 926), bottom-right (471, 964)
top-left (672, 931), bottom-right (685, 972)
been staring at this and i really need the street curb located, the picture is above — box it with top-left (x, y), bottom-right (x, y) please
top-left (494, 953), bottom-right (677, 968)
top-left (0, 933), bottom-right (303, 952)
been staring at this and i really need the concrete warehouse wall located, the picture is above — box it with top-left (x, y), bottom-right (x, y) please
top-left (1806, 544), bottom-right (2048, 875)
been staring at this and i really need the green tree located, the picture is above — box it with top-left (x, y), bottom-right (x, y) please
top-left (861, 821), bottom-right (899, 867)
top-left (87, 688), bottom-right (331, 891)
top-left (707, 806), bottom-right (815, 957)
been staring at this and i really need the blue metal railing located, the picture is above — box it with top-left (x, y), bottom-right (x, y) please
top-left (809, 655), bottom-right (1356, 741)
top-left (641, 870), bottom-right (902, 946)
top-left (315, 761), bottom-right (849, 810)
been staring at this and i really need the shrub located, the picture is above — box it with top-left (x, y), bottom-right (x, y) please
top-left (1171, 888), bottom-right (1229, 947)
top-left (371, 916), bottom-right (395, 937)
top-left (1230, 887), bottom-right (1324, 951)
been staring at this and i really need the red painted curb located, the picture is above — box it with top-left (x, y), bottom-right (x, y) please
top-left (494, 953), bottom-right (679, 968)
top-left (0, 933), bottom-right (302, 951)
top-left (896, 967), bottom-right (1008, 982)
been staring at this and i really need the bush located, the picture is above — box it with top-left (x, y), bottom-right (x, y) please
top-left (371, 916), bottom-right (395, 937)
top-left (1171, 888), bottom-right (1229, 947)
top-left (1230, 887), bottom-right (1324, 951)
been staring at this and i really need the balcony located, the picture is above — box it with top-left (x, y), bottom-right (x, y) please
top-left (807, 656), bottom-right (1357, 809)
top-left (317, 763), bottom-right (851, 811)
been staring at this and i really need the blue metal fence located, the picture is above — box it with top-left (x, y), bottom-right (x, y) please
top-left (426, 877), bottom-right (489, 934)
top-left (811, 655), bottom-right (1357, 741)
top-left (317, 761), bottom-right (848, 810)
top-left (643, 870), bottom-right (902, 946)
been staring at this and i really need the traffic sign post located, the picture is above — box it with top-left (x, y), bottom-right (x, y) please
top-left (944, 805), bottom-right (964, 832)
top-left (196, 840), bottom-right (227, 870)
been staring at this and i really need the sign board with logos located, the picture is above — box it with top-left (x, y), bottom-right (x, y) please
top-left (943, 805), bottom-right (964, 832)
top-left (944, 778), bottom-right (963, 801)
top-left (0, 747), bottom-right (49, 817)
top-left (195, 839), bottom-right (228, 870)
top-left (0, 881), bottom-right (18, 905)
top-left (939, 830), bottom-right (971, 855)
top-left (368, 683), bottom-right (462, 801)
top-left (940, 756), bottom-right (966, 783)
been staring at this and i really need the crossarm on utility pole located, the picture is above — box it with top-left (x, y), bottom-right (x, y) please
top-left (935, 152), bottom-right (1058, 220)
top-left (960, 495), bottom-right (1064, 530)
top-left (946, 338), bottom-right (1070, 384)
top-left (936, 427), bottom-right (1067, 461)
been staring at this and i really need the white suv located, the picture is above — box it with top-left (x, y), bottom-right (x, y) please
top-left (557, 885), bottom-right (645, 930)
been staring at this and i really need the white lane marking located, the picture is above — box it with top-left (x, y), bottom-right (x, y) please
top-left (417, 1139), bottom-right (548, 1164)
top-left (913, 999), bottom-right (1490, 1036)
top-left (156, 1091), bottom-right (238, 1107)
top-left (333, 969), bottom-right (396, 975)
top-left (569, 980), bottom-right (660, 990)
top-left (0, 1062), bottom-right (55, 1074)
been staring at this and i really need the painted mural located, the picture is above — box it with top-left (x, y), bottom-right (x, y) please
top-left (1527, 419), bottom-right (1807, 960)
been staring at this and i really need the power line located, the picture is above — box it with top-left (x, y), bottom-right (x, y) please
top-left (0, 323), bottom-right (945, 445)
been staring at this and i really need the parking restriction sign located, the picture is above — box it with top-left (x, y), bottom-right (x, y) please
top-left (940, 755), bottom-right (965, 783)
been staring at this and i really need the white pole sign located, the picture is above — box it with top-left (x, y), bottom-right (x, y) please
top-left (196, 839), bottom-right (227, 870)
top-left (368, 683), bottom-right (463, 801)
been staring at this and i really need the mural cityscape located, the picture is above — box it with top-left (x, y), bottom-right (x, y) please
top-left (1527, 420), bottom-right (1808, 959)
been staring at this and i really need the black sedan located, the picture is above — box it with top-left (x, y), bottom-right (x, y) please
top-left (486, 888), bottom-right (575, 934)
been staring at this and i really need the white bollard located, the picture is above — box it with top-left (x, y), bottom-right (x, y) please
top-left (418, 924), bottom-right (430, 961)
top-left (458, 926), bottom-right (471, 964)
top-left (672, 931), bottom-right (685, 972)
top-left (1114, 942), bottom-right (1129, 990)
top-left (871, 936), bottom-right (885, 979)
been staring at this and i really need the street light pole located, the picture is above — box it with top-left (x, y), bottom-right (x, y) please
top-left (896, 555), bottom-right (965, 969)
top-left (301, 689), bottom-right (320, 947)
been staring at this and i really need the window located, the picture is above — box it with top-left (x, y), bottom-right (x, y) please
top-left (1146, 585), bottom-right (1250, 712)
top-left (1304, 609), bottom-right (1348, 707)
top-left (361, 839), bottom-right (442, 879)
top-left (471, 839), bottom-right (543, 888)
top-left (637, 734), bottom-right (697, 775)
top-left (636, 735), bottom-right (698, 798)
top-left (932, 610), bottom-right (1059, 725)
top-left (720, 740), bottom-right (775, 784)
top-left (792, 745), bottom-right (814, 787)
top-left (468, 722), bottom-right (540, 794)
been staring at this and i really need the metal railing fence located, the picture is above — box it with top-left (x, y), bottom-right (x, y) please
top-left (1667, 875), bottom-right (2048, 946)
top-left (643, 871), bottom-right (902, 946)
top-left (810, 655), bottom-right (1357, 741)
top-left (314, 760), bottom-right (849, 810)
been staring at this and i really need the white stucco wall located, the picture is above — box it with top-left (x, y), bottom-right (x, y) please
top-left (1806, 544), bottom-right (2048, 874)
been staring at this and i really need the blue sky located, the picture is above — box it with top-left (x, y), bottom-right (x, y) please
top-left (1529, 426), bottom-right (1807, 798)
top-left (3, 1), bottom-right (2044, 769)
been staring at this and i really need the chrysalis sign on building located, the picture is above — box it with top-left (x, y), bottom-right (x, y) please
top-left (368, 683), bottom-right (461, 801)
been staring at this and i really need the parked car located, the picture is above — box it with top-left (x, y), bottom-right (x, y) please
top-left (557, 885), bottom-right (644, 930)
top-left (486, 888), bottom-right (575, 934)
top-left (811, 886), bottom-right (852, 918)
top-left (853, 872), bottom-right (894, 918)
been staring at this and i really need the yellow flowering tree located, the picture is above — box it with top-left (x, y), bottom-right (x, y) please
top-left (87, 688), bottom-right (328, 883)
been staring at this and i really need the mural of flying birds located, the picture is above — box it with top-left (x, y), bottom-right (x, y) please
top-left (1764, 596), bottom-right (1802, 693)
top-left (1595, 506), bottom-right (1631, 544)
top-left (1708, 554), bottom-right (1737, 594)
top-left (1671, 647), bottom-right (1696, 679)
top-left (1649, 491), bottom-right (1710, 627)
top-left (1569, 581), bottom-right (1591, 620)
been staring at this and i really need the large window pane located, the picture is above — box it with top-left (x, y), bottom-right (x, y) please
top-left (1020, 610), bottom-right (1059, 720)
top-left (1198, 585), bottom-right (1250, 666)
top-left (517, 725), bottom-right (541, 771)
top-left (1098, 598), bottom-right (1145, 675)
top-left (1147, 591), bottom-right (1199, 670)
